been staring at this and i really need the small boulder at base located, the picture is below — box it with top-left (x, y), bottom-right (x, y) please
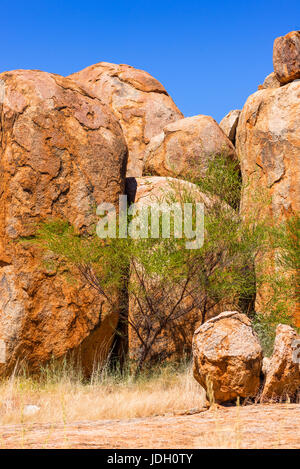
top-left (273, 30), bottom-right (300, 84)
top-left (219, 110), bottom-right (241, 144)
top-left (193, 311), bottom-right (263, 403)
top-left (144, 115), bottom-right (237, 180)
top-left (261, 325), bottom-right (300, 402)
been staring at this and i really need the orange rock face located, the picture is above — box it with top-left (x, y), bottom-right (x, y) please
top-left (273, 30), bottom-right (300, 85)
top-left (69, 63), bottom-right (183, 178)
top-left (143, 115), bottom-right (237, 180)
top-left (261, 324), bottom-right (300, 401)
top-left (236, 80), bottom-right (300, 325)
top-left (193, 312), bottom-right (263, 403)
top-left (0, 70), bottom-right (128, 374)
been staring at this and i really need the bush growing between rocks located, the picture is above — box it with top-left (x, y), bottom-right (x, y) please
top-left (27, 159), bottom-right (298, 376)
top-left (189, 152), bottom-right (242, 210)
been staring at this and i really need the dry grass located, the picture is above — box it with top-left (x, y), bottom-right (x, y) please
top-left (0, 361), bottom-right (206, 426)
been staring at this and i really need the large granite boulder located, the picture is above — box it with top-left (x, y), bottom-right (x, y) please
top-left (69, 63), bottom-right (183, 177)
top-left (0, 70), bottom-right (128, 374)
top-left (273, 30), bottom-right (300, 85)
top-left (261, 324), bottom-right (300, 402)
top-left (236, 79), bottom-right (300, 326)
top-left (143, 115), bottom-right (237, 181)
top-left (193, 312), bottom-right (263, 403)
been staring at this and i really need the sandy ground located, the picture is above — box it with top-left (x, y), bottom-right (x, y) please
top-left (0, 403), bottom-right (299, 449)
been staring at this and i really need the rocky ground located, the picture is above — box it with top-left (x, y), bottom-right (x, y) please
top-left (0, 404), bottom-right (299, 449)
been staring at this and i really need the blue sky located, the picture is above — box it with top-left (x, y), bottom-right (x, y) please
top-left (1, 1), bottom-right (299, 121)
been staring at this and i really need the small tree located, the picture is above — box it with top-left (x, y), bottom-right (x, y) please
top-left (31, 201), bottom-right (265, 376)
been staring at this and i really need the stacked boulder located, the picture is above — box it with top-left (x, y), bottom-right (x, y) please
top-left (143, 115), bottom-right (237, 180)
top-left (273, 30), bottom-right (300, 84)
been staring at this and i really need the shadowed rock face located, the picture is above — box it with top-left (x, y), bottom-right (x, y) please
top-left (69, 63), bottom-right (183, 178)
top-left (193, 311), bottom-right (263, 403)
top-left (236, 80), bottom-right (300, 325)
top-left (143, 115), bottom-right (237, 180)
top-left (261, 324), bottom-right (300, 402)
top-left (273, 30), bottom-right (300, 85)
top-left (0, 70), bottom-right (128, 375)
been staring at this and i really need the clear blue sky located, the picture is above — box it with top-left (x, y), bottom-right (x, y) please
top-left (1, 1), bottom-right (299, 121)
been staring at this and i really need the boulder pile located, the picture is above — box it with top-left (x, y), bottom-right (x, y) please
top-left (0, 29), bottom-right (299, 396)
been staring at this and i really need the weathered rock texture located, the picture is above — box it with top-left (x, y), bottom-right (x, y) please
top-left (143, 115), bottom-right (237, 180)
top-left (193, 311), bottom-right (263, 403)
top-left (273, 30), bottom-right (300, 85)
top-left (0, 70), bottom-right (128, 375)
top-left (258, 72), bottom-right (281, 90)
top-left (219, 110), bottom-right (241, 144)
top-left (261, 324), bottom-right (300, 401)
top-left (126, 177), bottom-right (237, 363)
top-left (69, 63), bottom-right (183, 177)
top-left (236, 79), bottom-right (300, 326)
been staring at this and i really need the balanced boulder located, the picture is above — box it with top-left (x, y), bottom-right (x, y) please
top-left (144, 115), bottom-right (237, 180)
top-left (273, 30), bottom-right (300, 85)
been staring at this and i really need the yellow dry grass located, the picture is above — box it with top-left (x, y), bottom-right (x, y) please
top-left (0, 362), bottom-right (206, 426)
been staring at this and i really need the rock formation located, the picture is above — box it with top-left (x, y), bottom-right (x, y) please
top-left (0, 29), bottom-right (299, 383)
top-left (0, 70), bottom-right (128, 375)
top-left (69, 63), bottom-right (183, 177)
top-left (237, 79), bottom-right (300, 220)
top-left (261, 324), bottom-right (300, 401)
top-left (219, 110), bottom-right (241, 144)
top-left (236, 77), bottom-right (300, 325)
top-left (193, 311), bottom-right (263, 403)
top-left (143, 115), bottom-right (237, 180)
top-left (273, 30), bottom-right (300, 85)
